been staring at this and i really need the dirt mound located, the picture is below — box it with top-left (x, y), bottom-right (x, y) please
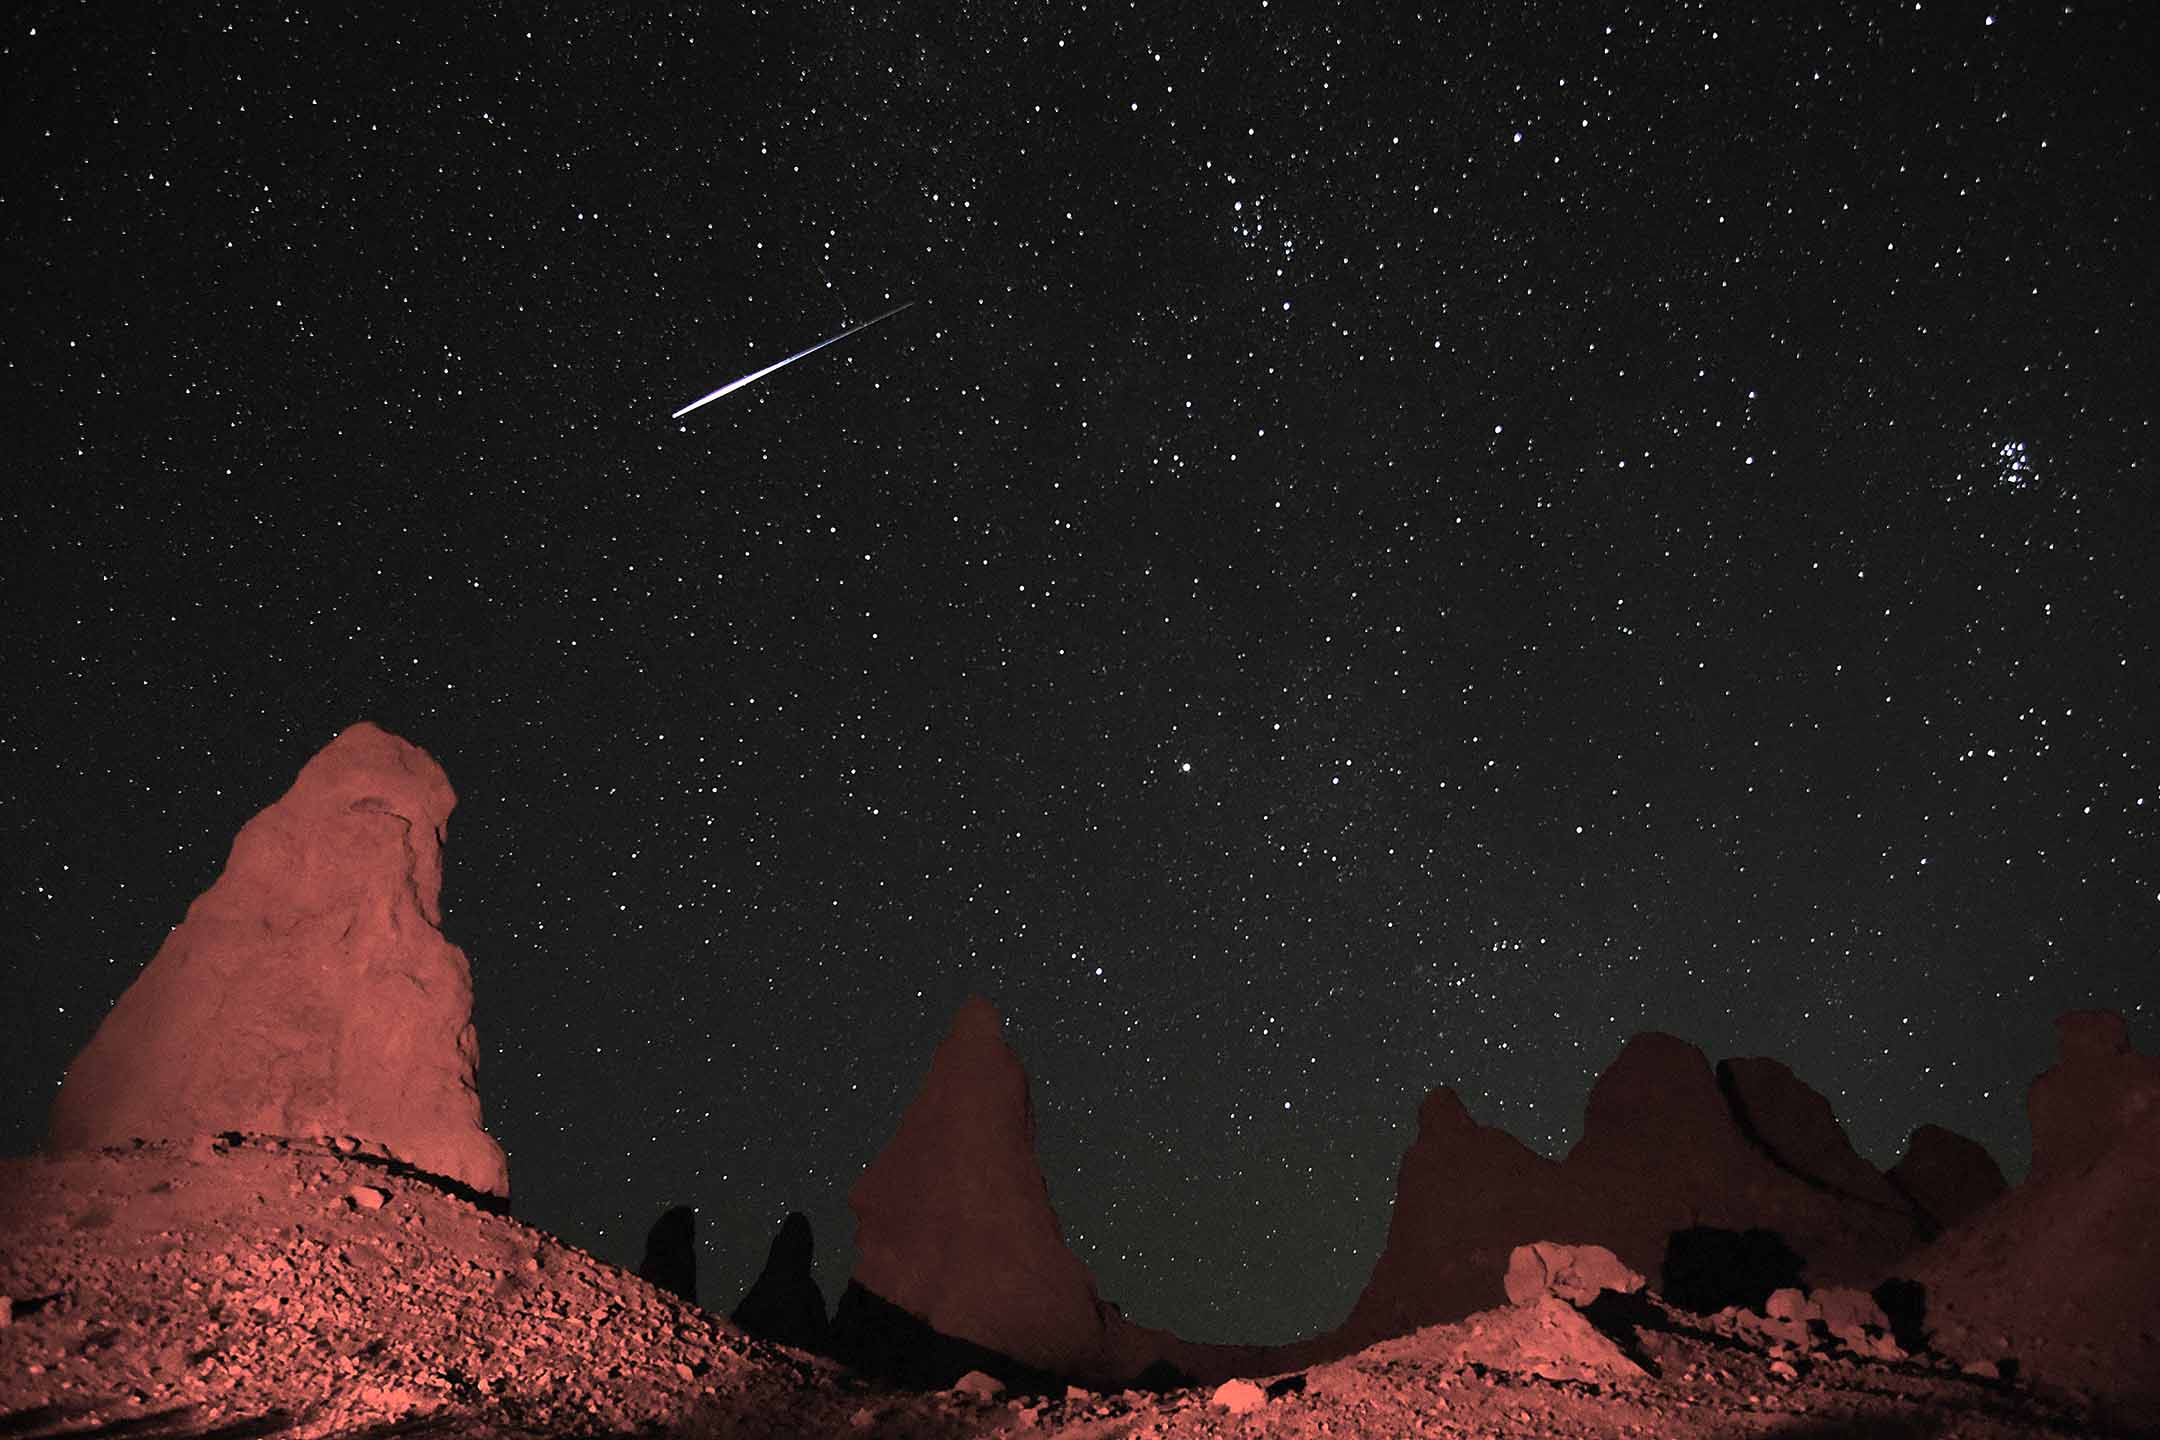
top-left (0, 1142), bottom-right (2108, 1439)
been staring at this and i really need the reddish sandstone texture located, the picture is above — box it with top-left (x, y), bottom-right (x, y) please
top-left (1340, 1031), bottom-right (1940, 1352)
top-left (47, 723), bottom-right (509, 1200)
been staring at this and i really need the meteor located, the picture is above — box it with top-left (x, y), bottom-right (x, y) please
top-left (671, 300), bottom-right (916, 419)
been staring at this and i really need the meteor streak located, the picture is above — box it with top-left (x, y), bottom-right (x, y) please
top-left (671, 300), bottom-right (916, 419)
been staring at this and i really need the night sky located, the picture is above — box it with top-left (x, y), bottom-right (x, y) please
top-left (4, 4), bottom-right (2153, 1345)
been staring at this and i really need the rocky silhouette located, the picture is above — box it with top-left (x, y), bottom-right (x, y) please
top-left (731, 1211), bottom-right (828, 1351)
top-left (638, 1204), bottom-right (698, 1305)
top-left (1715, 1056), bottom-right (1916, 1215)
top-left (7, 992), bottom-right (2151, 1434)
top-left (832, 997), bottom-right (1111, 1380)
top-left (1888, 1122), bottom-right (2008, 1232)
top-left (1337, 1086), bottom-right (1584, 1346)
top-left (10, 722), bottom-right (2145, 1433)
top-left (1566, 1034), bottom-right (1927, 1285)
top-left (1340, 1030), bottom-right (1942, 1351)
top-left (45, 722), bottom-right (509, 1200)
top-left (1897, 1009), bottom-right (2160, 1426)
top-left (2024, 1008), bottom-right (2160, 1184)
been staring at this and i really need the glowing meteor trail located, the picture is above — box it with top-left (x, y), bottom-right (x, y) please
top-left (671, 300), bottom-right (916, 419)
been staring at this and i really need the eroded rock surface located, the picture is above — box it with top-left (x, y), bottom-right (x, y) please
top-left (1502, 1241), bottom-right (1645, 1309)
top-left (47, 722), bottom-right (508, 1200)
top-left (1342, 1032), bottom-right (1931, 1350)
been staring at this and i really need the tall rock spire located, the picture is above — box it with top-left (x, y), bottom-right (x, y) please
top-left (48, 722), bottom-right (509, 1201)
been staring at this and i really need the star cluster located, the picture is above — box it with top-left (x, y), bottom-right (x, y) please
top-left (3, 4), bottom-right (2152, 1342)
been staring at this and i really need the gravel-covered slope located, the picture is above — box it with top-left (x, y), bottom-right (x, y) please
top-left (0, 1139), bottom-right (2128, 1439)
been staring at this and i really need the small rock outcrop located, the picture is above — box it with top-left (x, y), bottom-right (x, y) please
top-left (1887, 1124), bottom-right (2007, 1232)
top-left (638, 1205), bottom-right (698, 1305)
top-left (46, 723), bottom-right (509, 1200)
top-left (731, 1211), bottom-right (827, 1351)
top-left (2025, 1009), bottom-right (2160, 1185)
top-left (834, 998), bottom-right (1109, 1379)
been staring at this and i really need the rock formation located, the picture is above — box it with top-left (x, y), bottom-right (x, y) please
top-left (1886, 1124), bottom-right (2006, 1232)
top-left (1716, 1057), bottom-right (1913, 1215)
top-left (1340, 1031), bottom-right (1935, 1347)
top-left (731, 1211), bottom-right (828, 1351)
top-left (46, 723), bottom-right (509, 1200)
top-left (1897, 1010), bottom-right (2160, 1421)
top-left (1565, 1035), bottom-right (1924, 1285)
top-left (638, 1205), bottom-right (698, 1305)
top-left (2025, 1008), bottom-right (2160, 1185)
top-left (1337, 1087), bottom-right (1590, 1346)
top-left (834, 997), bottom-right (1109, 1379)
top-left (1502, 1241), bottom-right (1644, 1309)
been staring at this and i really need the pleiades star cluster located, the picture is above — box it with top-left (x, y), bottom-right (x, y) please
top-left (3, 4), bottom-right (2151, 1342)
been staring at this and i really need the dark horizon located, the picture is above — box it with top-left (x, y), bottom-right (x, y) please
top-left (4, 4), bottom-right (2151, 1344)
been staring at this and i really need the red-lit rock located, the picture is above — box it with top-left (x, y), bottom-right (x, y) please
top-left (1339, 1032), bottom-right (1932, 1349)
top-left (1888, 1124), bottom-right (2007, 1232)
top-left (47, 722), bottom-right (509, 1200)
top-left (839, 997), bottom-right (1108, 1378)
top-left (1502, 1241), bottom-right (1645, 1309)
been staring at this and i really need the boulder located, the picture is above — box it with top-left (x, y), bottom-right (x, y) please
top-left (46, 723), bottom-right (508, 1200)
top-left (731, 1211), bottom-right (827, 1351)
top-left (2026, 1010), bottom-right (2160, 1184)
top-left (1888, 1124), bottom-right (2007, 1232)
top-left (835, 998), bottom-right (1107, 1379)
top-left (638, 1205), bottom-right (698, 1305)
top-left (1503, 1241), bottom-right (1645, 1308)
top-left (1812, 1286), bottom-right (1894, 1352)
